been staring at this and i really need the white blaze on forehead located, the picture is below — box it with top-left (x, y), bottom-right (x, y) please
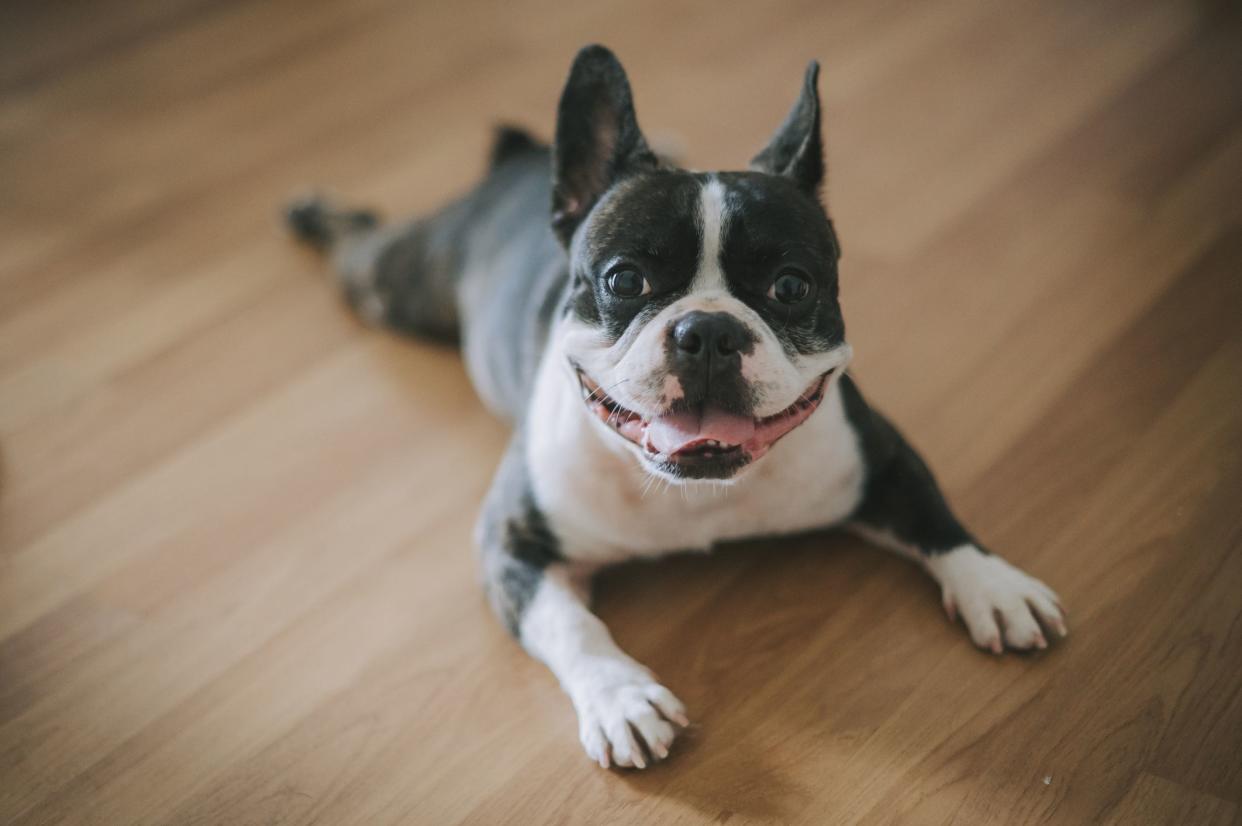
top-left (690, 177), bottom-right (729, 293)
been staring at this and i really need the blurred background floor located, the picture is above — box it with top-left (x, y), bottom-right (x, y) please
top-left (2, 0), bottom-right (1241, 823)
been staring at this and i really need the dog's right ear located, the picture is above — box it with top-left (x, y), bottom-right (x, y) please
top-left (551, 45), bottom-right (658, 247)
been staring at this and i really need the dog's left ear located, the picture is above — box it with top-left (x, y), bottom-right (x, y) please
top-left (552, 45), bottom-right (658, 247)
top-left (749, 61), bottom-right (824, 195)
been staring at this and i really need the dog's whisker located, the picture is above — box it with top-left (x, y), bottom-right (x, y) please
top-left (584, 376), bottom-right (631, 405)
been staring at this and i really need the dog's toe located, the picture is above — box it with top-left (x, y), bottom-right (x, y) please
top-left (929, 545), bottom-right (1067, 653)
top-left (575, 676), bottom-right (686, 769)
top-left (579, 721), bottom-right (611, 769)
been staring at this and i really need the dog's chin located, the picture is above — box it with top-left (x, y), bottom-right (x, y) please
top-left (639, 447), bottom-right (755, 484)
top-left (575, 368), bottom-right (833, 483)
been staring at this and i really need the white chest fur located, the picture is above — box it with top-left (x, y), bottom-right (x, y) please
top-left (525, 351), bottom-right (866, 563)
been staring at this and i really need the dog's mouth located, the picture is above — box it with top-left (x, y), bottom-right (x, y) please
top-left (575, 368), bottom-right (833, 479)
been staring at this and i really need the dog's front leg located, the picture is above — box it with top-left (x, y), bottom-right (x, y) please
top-left (841, 378), bottom-right (1067, 652)
top-left (520, 565), bottom-right (688, 768)
top-left (479, 439), bottom-right (687, 769)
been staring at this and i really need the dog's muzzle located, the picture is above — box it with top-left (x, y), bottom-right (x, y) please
top-left (575, 366), bottom-right (833, 480)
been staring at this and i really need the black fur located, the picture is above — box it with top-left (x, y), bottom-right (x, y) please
top-left (551, 45), bottom-right (660, 246)
top-left (477, 436), bottom-right (564, 635)
top-left (489, 124), bottom-right (542, 169)
top-left (567, 170), bottom-right (702, 340)
top-left (750, 61), bottom-right (825, 195)
top-left (839, 375), bottom-right (979, 555)
top-left (715, 172), bottom-right (844, 357)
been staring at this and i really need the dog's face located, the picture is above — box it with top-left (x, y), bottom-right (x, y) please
top-left (550, 47), bottom-right (851, 482)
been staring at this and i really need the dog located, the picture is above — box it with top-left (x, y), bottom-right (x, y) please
top-left (285, 45), bottom-right (1066, 770)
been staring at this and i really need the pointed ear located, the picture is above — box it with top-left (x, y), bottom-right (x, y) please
top-left (749, 61), bottom-right (825, 195)
top-left (551, 45), bottom-right (658, 246)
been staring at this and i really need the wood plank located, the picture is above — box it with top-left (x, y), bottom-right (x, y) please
top-left (1, 0), bottom-right (1240, 823)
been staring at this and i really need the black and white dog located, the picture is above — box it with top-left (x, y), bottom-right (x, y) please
top-left (287, 45), bottom-right (1066, 770)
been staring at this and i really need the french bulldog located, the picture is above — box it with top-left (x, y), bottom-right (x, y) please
top-left (286, 44), bottom-right (1066, 770)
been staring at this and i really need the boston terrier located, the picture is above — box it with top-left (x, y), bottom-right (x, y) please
top-left (286, 45), bottom-right (1066, 770)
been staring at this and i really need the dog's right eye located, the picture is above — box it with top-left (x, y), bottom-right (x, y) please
top-left (605, 267), bottom-right (651, 298)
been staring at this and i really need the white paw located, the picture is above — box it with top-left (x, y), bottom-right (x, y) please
top-left (571, 664), bottom-right (688, 770)
top-left (928, 545), bottom-right (1067, 653)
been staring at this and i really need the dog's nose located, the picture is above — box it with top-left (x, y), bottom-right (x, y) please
top-left (670, 311), bottom-right (750, 363)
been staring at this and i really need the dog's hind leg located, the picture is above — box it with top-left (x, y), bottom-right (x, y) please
top-left (285, 195), bottom-right (460, 343)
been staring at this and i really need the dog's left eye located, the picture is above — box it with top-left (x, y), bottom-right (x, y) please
top-left (606, 267), bottom-right (651, 298)
top-left (768, 270), bottom-right (812, 304)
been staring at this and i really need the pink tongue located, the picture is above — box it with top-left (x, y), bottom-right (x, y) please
top-left (645, 409), bottom-right (756, 455)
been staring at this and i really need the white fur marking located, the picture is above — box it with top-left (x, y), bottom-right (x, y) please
top-left (661, 374), bottom-right (684, 404)
top-left (691, 178), bottom-right (728, 293)
top-left (926, 545), bottom-right (1066, 652)
top-left (519, 565), bottom-right (688, 769)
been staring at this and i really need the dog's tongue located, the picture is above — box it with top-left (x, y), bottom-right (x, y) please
top-left (645, 409), bottom-right (756, 455)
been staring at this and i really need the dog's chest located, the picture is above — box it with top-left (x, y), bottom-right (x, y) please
top-left (526, 373), bottom-right (866, 562)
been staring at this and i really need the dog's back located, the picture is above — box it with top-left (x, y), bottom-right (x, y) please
top-left (286, 127), bottom-right (567, 421)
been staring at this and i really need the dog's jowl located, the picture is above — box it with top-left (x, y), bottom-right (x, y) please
top-left (286, 45), bottom-right (1066, 770)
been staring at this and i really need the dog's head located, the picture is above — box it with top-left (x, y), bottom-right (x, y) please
top-left (551, 45), bottom-right (851, 483)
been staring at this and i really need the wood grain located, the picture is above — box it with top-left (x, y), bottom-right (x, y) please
top-left (2, 1), bottom-right (1240, 823)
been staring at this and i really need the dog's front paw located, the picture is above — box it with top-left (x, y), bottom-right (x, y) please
top-left (929, 545), bottom-right (1067, 653)
top-left (571, 664), bottom-right (688, 770)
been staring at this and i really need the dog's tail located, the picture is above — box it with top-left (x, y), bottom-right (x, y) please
top-left (284, 195), bottom-right (380, 251)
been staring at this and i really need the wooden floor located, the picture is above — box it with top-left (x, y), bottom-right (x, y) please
top-left (2, 1), bottom-right (1241, 823)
